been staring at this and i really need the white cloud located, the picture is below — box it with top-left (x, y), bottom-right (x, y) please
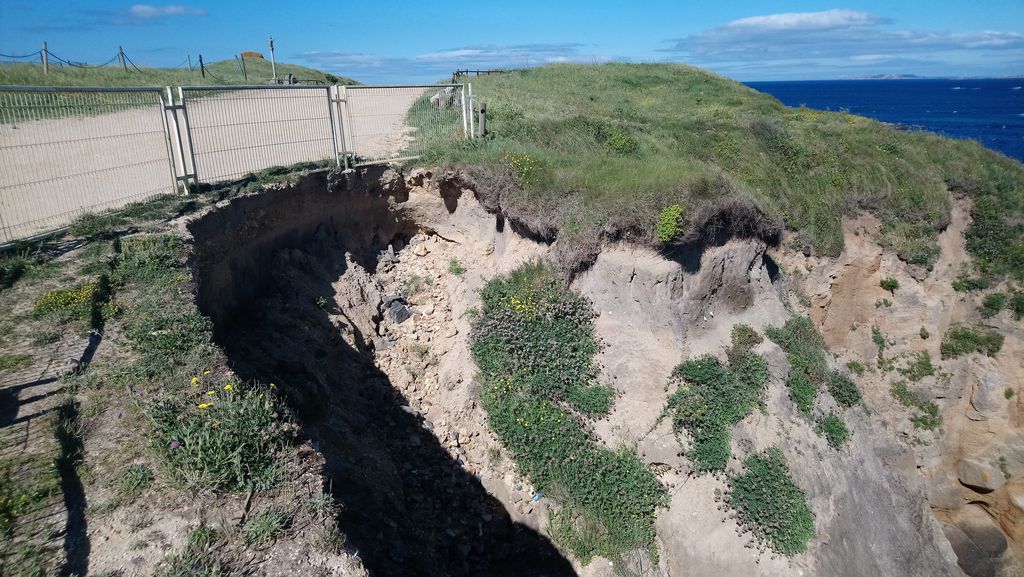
top-left (126, 4), bottom-right (206, 19)
top-left (661, 8), bottom-right (1024, 78)
top-left (727, 9), bottom-right (885, 31)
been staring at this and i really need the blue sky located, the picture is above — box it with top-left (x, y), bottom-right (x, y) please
top-left (1, 1), bottom-right (1022, 83)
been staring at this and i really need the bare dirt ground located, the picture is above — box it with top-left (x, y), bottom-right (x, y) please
top-left (0, 86), bottom-right (433, 243)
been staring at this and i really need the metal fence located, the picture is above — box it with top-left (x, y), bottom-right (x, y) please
top-left (0, 82), bottom-right (471, 244)
top-left (0, 87), bottom-right (177, 242)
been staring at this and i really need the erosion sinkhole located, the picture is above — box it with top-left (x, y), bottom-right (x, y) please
top-left (188, 168), bottom-right (575, 577)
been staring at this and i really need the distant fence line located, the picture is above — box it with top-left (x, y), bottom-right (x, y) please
top-left (0, 83), bottom-right (473, 244)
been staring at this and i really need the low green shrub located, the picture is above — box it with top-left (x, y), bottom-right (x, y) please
top-left (1006, 388), bottom-right (1016, 400)
top-left (817, 414), bottom-right (849, 449)
top-left (656, 204), bottom-right (686, 243)
top-left (825, 371), bottom-right (861, 408)
top-left (879, 278), bottom-right (899, 293)
top-left (727, 447), bottom-right (815, 556)
top-left (845, 361), bottom-right (866, 376)
top-left (940, 325), bottom-right (1004, 359)
top-left (766, 316), bottom-right (827, 415)
top-left (731, 324), bottom-right (763, 349)
top-left (471, 263), bottom-right (665, 561)
top-left (1010, 291), bottom-right (1024, 320)
top-left (898, 351), bottom-right (935, 382)
top-left (147, 384), bottom-right (294, 491)
top-left (890, 380), bottom-right (942, 430)
top-left (664, 348), bottom-right (768, 472)
top-left (980, 292), bottom-right (1006, 318)
top-left (920, 326), bottom-right (930, 340)
top-left (952, 274), bottom-right (991, 292)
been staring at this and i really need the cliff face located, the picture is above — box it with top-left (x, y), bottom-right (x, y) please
top-left (186, 168), bottom-right (1020, 577)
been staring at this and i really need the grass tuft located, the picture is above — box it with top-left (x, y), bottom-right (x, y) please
top-left (817, 413), bottom-right (850, 449)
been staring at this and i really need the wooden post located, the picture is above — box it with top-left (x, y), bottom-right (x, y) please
top-left (199, 54), bottom-right (205, 78)
top-left (240, 54), bottom-right (247, 81)
top-left (119, 46), bottom-right (127, 72)
top-left (187, 54), bottom-right (192, 72)
top-left (41, 41), bottom-right (48, 75)
top-left (476, 102), bottom-right (487, 138)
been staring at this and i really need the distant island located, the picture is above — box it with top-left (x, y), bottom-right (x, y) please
top-left (857, 74), bottom-right (927, 80)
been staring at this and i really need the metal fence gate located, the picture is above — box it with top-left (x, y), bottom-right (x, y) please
top-left (0, 83), bottom-right (471, 244)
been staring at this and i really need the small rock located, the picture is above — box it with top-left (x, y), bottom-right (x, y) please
top-left (958, 458), bottom-right (1005, 493)
top-left (414, 244), bottom-right (429, 257)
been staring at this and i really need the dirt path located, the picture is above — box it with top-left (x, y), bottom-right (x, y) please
top-left (0, 86), bottom-right (433, 242)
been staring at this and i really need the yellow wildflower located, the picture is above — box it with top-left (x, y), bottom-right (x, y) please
top-left (203, 370), bottom-right (211, 375)
top-left (198, 403), bottom-right (213, 409)
top-left (206, 390), bottom-right (215, 396)
top-left (190, 377), bottom-right (199, 385)
top-left (223, 384), bottom-right (233, 391)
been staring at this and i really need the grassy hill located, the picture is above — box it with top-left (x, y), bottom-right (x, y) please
top-left (0, 58), bottom-right (355, 87)
top-left (415, 63), bottom-right (1023, 281)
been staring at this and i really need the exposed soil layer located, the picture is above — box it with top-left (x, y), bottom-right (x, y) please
top-left (187, 167), bottom-right (574, 577)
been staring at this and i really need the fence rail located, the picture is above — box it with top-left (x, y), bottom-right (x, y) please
top-left (0, 82), bottom-right (472, 244)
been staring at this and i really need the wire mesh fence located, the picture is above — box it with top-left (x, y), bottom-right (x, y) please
top-left (0, 87), bottom-right (176, 243)
top-left (0, 82), bottom-right (470, 244)
top-left (180, 85), bottom-right (338, 183)
top-left (341, 85), bottom-right (465, 163)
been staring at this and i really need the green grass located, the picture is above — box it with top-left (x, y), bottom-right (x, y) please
top-left (470, 262), bottom-right (666, 562)
top-left (663, 345), bottom-right (769, 472)
top-left (0, 58), bottom-right (354, 87)
top-left (940, 325), bottom-right (1004, 359)
top-left (817, 413), bottom-right (850, 449)
top-left (845, 360), bottom-right (866, 376)
top-left (765, 316), bottom-right (827, 415)
top-left (726, 447), bottom-right (815, 556)
top-left (155, 526), bottom-right (229, 577)
top-left (409, 63), bottom-right (1024, 270)
top-left (0, 353), bottom-right (32, 372)
top-left (448, 258), bottom-right (466, 276)
top-left (242, 510), bottom-right (289, 546)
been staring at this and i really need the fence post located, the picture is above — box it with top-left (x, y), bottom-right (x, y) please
top-left (240, 54), bottom-right (247, 81)
top-left (199, 55), bottom-right (205, 78)
top-left (165, 86), bottom-right (191, 191)
top-left (326, 86), bottom-right (341, 167)
top-left (158, 88), bottom-right (181, 194)
top-left (177, 86), bottom-right (199, 184)
top-left (187, 54), bottom-right (192, 72)
top-left (460, 84), bottom-right (468, 139)
top-left (476, 102), bottom-right (486, 138)
top-left (468, 84), bottom-right (475, 138)
top-left (41, 42), bottom-right (48, 75)
top-left (339, 85), bottom-right (355, 166)
top-left (119, 46), bottom-right (127, 73)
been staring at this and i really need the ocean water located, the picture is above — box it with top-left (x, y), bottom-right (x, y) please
top-left (744, 78), bottom-right (1024, 163)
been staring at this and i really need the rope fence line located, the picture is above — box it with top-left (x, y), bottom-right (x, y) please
top-left (0, 83), bottom-right (476, 244)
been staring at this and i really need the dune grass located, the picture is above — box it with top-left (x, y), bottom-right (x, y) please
top-left (0, 58), bottom-right (354, 87)
top-left (411, 63), bottom-right (1024, 273)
